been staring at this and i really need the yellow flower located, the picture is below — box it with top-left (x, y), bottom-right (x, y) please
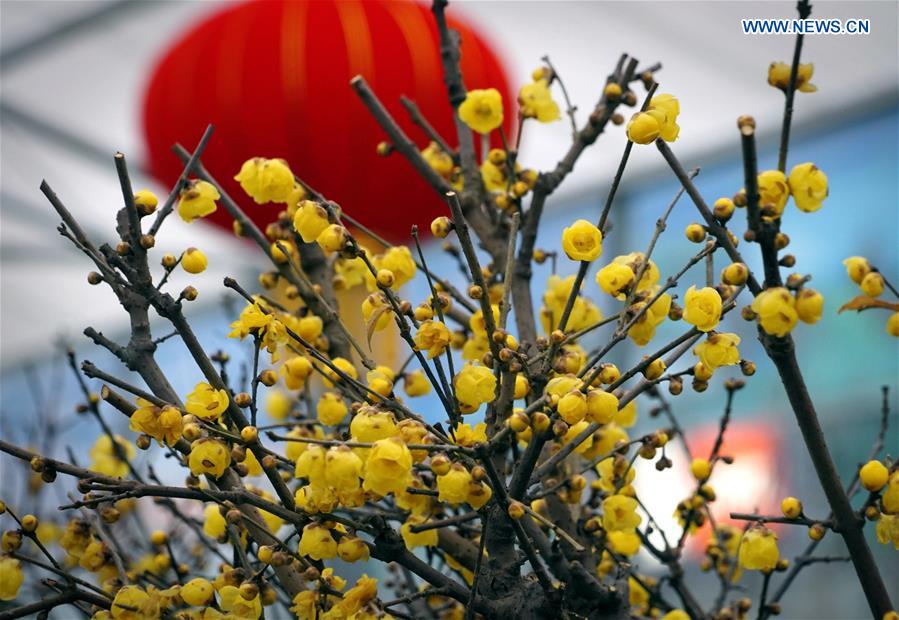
top-left (372, 246), bottom-right (416, 289)
top-left (414, 320), bottom-right (451, 359)
top-left (188, 438), bottom-right (231, 478)
top-left (363, 437), bottom-right (413, 497)
top-left (467, 481), bottom-right (493, 510)
top-left (337, 575), bottom-right (378, 617)
top-left (683, 286), bottom-right (722, 332)
top-left (627, 112), bottom-right (660, 144)
top-left (185, 382), bottom-right (229, 422)
top-left (317, 224), bottom-right (347, 253)
top-left (648, 93), bottom-right (680, 142)
top-left (403, 370), bottom-right (432, 397)
top-left (888, 312), bottom-right (899, 338)
top-left (738, 525), bottom-right (779, 571)
top-left (860, 272), bottom-right (884, 298)
top-left (401, 515), bottom-right (438, 549)
top-left (421, 142), bottom-right (454, 178)
top-left (362, 293), bottom-right (392, 332)
top-left (290, 590), bottom-right (319, 619)
top-left (518, 79), bottom-right (560, 123)
top-left (234, 157), bottom-right (295, 204)
top-left (89, 434), bottom-right (134, 478)
top-left (350, 408), bottom-right (398, 443)
top-left (298, 523), bottom-right (337, 560)
top-left (458, 88), bottom-right (504, 134)
top-left (293, 200), bottom-right (330, 243)
top-left (296, 315), bottom-right (323, 342)
top-left (282, 355), bottom-right (313, 390)
top-left (133, 189), bottom-right (158, 211)
top-left (613, 398), bottom-right (637, 428)
top-left (627, 290), bottom-right (672, 346)
top-left (202, 504), bottom-right (226, 539)
top-left (181, 577), bottom-right (214, 606)
top-left (752, 287), bottom-right (798, 337)
top-left (294, 445), bottom-right (327, 486)
top-left (561, 219), bottom-right (603, 262)
top-left (883, 472), bottom-right (899, 514)
top-left (219, 584), bottom-right (262, 618)
top-left (757, 170), bottom-right (790, 218)
top-left (768, 61), bottom-right (817, 92)
top-left (859, 460), bottom-right (889, 492)
top-left (795, 288), bottom-right (824, 324)
top-left (437, 464), bottom-right (473, 505)
top-left (316, 392), bottom-right (347, 426)
top-left (111, 585), bottom-right (153, 620)
top-left (324, 446), bottom-right (363, 493)
top-left (662, 611), bottom-right (691, 620)
top-left (562, 420), bottom-right (593, 455)
top-left (541, 275), bottom-right (602, 333)
top-left (596, 262), bottom-right (635, 297)
top-left (0, 556), bottom-right (23, 601)
top-left (607, 530), bottom-right (641, 556)
top-left (788, 163), bottom-right (828, 212)
top-left (266, 390), bottom-right (291, 420)
top-left (177, 180), bottom-right (219, 223)
top-left (875, 514), bottom-right (899, 549)
top-left (842, 256), bottom-right (871, 284)
top-left (454, 364), bottom-right (497, 408)
top-left (602, 494), bottom-right (642, 531)
top-left (453, 422), bottom-right (487, 447)
top-left (557, 391), bottom-right (587, 425)
top-left (337, 535), bottom-right (370, 563)
top-left (323, 357), bottom-right (358, 388)
top-left (586, 389), bottom-right (618, 424)
top-left (693, 333), bottom-right (741, 370)
top-left (181, 247), bottom-right (207, 274)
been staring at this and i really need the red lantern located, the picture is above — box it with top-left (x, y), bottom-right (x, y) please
top-left (142, 0), bottom-right (512, 241)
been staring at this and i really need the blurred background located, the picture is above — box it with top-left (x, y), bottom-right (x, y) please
top-left (1, 1), bottom-right (897, 618)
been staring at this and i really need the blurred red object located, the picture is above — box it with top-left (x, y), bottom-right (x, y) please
top-left (142, 0), bottom-right (512, 241)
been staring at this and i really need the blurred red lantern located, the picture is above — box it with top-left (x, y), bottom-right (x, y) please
top-left (142, 0), bottom-right (512, 241)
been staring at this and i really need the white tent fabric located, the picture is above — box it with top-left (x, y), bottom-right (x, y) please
top-left (1, 0), bottom-right (896, 366)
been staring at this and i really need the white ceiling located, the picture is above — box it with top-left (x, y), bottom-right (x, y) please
top-left (1, 0), bottom-right (897, 367)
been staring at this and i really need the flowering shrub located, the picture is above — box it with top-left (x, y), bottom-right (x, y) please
top-left (0, 0), bottom-right (896, 619)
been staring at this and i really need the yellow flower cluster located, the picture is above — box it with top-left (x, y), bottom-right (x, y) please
top-left (627, 94), bottom-right (680, 144)
top-left (518, 73), bottom-right (560, 123)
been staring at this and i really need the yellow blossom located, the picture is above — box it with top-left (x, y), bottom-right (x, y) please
top-left (627, 112), bottom-right (661, 144)
top-left (372, 246), bottom-right (416, 289)
top-left (752, 287), bottom-right (798, 337)
top-left (219, 584), bottom-right (262, 619)
top-left (234, 157), bottom-right (295, 204)
top-left (648, 93), bottom-right (680, 141)
top-left (561, 219), bottom-right (603, 262)
top-left (739, 525), bottom-right (779, 571)
top-left (586, 389), bottom-right (618, 424)
top-left (613, 398), bottom-right (637, 428)
top-left (323, 357), bottom-right (358, 388)
top-left (596, 262), bottom-right (635, 297)
top-left (693, 333), bottom-right (741, 370)
top-left (421, 142), bottom-right (454, 178)
top-left (795, 288), bottom-right (824, 324)
top-left (133, 189), bottom-right (158, 211)
top-left (298, 523), bottom-right (337, 560)
top-left (518, 79), bottom-right (560, 123)
top-left (203, 504), bottom-right (226, 539)
top-left (859, 460), bottom-right (889, 492)
top-left (181, 247), bottom-right (208, 274)
top-left (317, 224), bottom-right (347, 253)
top-left (468, 481), bottom-right (493, 510)
top-left (437, 464), bottom-right (473, 505)
top-left (401, 515), bottom-right (438, 549)
top-left (0, 556), bottom-right (23, 601)
top-left (316, 392), bottom-right (347, 426)
top-left (607, 530), bottom-right (641, 556)
top-left (883, 473), bottom-right (899, 514)
top-left (337, 536), bottom-right (370, 562)
top-left (768, 61), bottom-right (817, 92)
top-left (294, 445), bottom-right (327, 486)
top-left (414, 320), bottom-right (451, 359)
top-left (888, 313), bottom-right (899, 338)
top-left (266, 390), bottom-right (291, 420)
top-left (602, 494), bottom-right (642, 531)
top-left (454, 364), bottom-right (497, 408)
top-left (557, 391), bottom-right (587, 425)
top-left (757, 170), bottom-right (790, 218)
top-left (89, 435), bottom-right (134, 478)
top-left (458, 88), bottom-right (504, 134)
top-left (177, 180), bottom-right (220, 223)
top-left (181, 577), bottom-right (214, 606)
top-left (876, 514), bottom-right (899, 549)
top-left (188, 438), bottom-right (231, 478)
top-left (843, 256), bottom-right (871, 284)
top-left (861, 272), bottom-right (884, 298)
top-left (404, 370), bottom-right (432, 397)
top-left (363, 437), bottom-right (413, 497)
top-left (350, 408), bottom-right (398, 443)
top-left (293, 200), bottom-right (330, 243)
top-left (185, 382), bottom-right (229, 422)
top-left (453, 422), bottom-right (487, 447)
top-left (788, 163), bottom-right (828, 212)
top-left (683, 286), bottom-right (722, 332)
top-left (627, 290), bottom-right (672, 346)
top-left (282, 355), bottom-right (313, 390)
top-left (111, 585), bottom-right (153, 619)
top-left (324, 446), bottom-right (363, 492)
